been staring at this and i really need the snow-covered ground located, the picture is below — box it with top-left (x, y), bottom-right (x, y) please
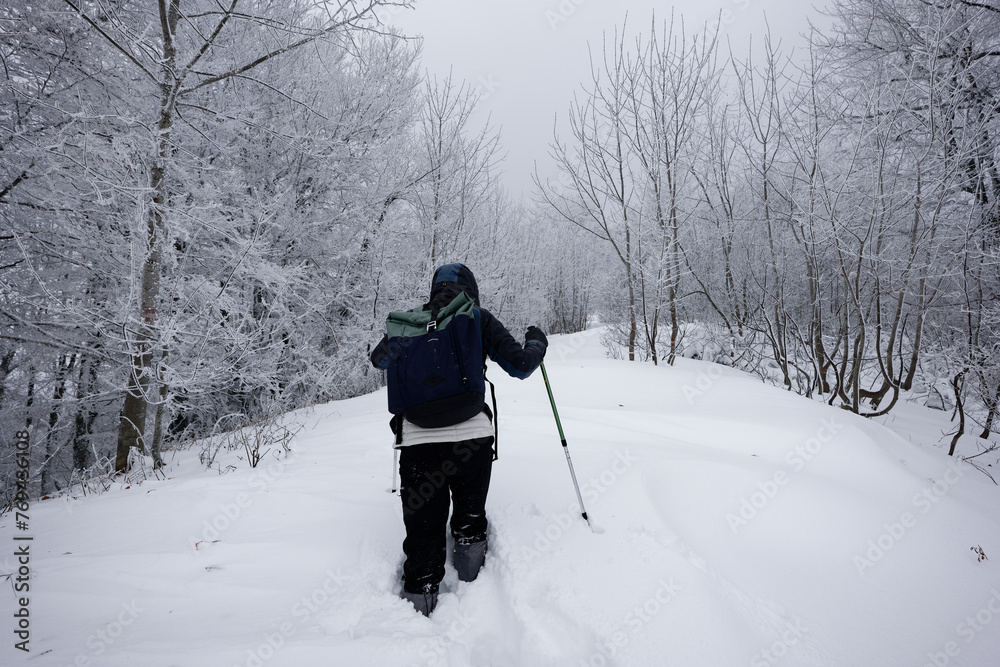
top-left (3, 328), bottom-right (1000, 667)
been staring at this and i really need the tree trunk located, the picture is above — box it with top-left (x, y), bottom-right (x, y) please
top-left (625, 228), bottom-right (637, 362)
top-left (73, 354), bottom-right (98, 472)
top-left (981, 379), bottom-right (1000, 440)
top-left (901, 290), bottom-right (925, 392)
top-left (42, 354), bottom-right (76, 494)
top-left (949, 369), bottom-right (967, 456)
top-left (116, 181), bottom-right (166, 470)
top-left (0, 349), bottom-right (15, 411)
top-left (150, 347), bottom-right (169, 469)
top-left (667, 214), bottom-right (680, 366)
top-left (116, 0), bottom-right (179, 472)
top-left (25, 364), bottom-right (36, 430)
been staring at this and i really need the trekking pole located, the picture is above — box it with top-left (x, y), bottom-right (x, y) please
top-left (540, 361), bottom-right (595, 531)
top-left (390, 447), bottom-right (399, 495)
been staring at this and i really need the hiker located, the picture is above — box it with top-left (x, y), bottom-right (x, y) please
top-left (369, 263), bottom-right (547, 616)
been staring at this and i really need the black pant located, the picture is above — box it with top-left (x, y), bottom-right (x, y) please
top-left (398, 437), bottom-right (494, 594)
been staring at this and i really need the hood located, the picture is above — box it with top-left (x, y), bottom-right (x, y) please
top-left (428, 263), bottom-right (480, 307)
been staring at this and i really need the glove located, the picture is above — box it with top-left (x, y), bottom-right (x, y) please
top-left (525, 326), bottom-right (548, 348)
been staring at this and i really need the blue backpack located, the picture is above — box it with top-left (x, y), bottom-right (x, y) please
top-left (385, 291), bottom-right (486, 428)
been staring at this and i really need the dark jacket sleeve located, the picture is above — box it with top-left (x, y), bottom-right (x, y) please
top-left (370, 335), bottom-right (390, 370)
top-left (480, 308), bottom-right (546, 379)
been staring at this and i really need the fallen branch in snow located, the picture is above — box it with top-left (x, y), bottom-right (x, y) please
top-left (962, 443), bottom-right (999, 485)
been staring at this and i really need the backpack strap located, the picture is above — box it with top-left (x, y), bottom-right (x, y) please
top-left (390, 414), bottom-right (403, 446)
top-left (484, 365), bottom-right (498, 461)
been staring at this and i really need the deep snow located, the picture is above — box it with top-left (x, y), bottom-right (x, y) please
top-left (3, 328), bottom-right (1000, 667)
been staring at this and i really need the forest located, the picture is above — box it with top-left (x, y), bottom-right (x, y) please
top-left (2, 0), bottom-right (998, 501)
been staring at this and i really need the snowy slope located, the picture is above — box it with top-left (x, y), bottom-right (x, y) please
top-left (3, 328), bottom-right (1000, 667)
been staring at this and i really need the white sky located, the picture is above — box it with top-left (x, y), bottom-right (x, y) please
top-left (385, 0), bottom-right (822, 199)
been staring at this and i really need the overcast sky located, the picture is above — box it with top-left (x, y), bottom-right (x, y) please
top-left (386, 0), bottom-right (823, 199)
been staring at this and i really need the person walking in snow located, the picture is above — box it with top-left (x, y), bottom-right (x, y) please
top-left (369, 263), bottom-right (547, 616)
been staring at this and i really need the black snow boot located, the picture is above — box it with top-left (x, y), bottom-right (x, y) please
top-left (400, 590), bottom-right (438, 617)
top-left (453, 540), bottom-right (487, 582)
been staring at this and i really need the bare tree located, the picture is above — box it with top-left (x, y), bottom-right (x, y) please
top-left (57, 0), bottom-right (411, 471)
top-left (538, 17), bottom-right (720, 363)
top-left (623, 15), bottom-right (720, 364)
top-left (536, 25), bottom-right (643, 360)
